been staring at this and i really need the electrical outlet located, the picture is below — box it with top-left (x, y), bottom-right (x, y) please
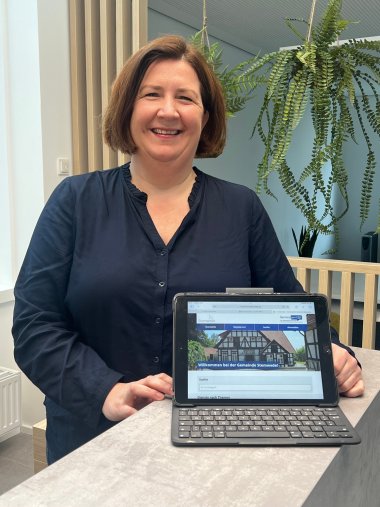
top-left (57, 157), bottom-right (70, 176)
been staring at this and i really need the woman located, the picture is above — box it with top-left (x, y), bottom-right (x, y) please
top-left (12, 35), bottom-right (364, 464)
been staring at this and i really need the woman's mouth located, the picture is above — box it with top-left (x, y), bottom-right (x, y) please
top-left (151, 128), bottom-right (180, 135)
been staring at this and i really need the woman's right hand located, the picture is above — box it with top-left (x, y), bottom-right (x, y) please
top-left (102, 373), bottom-right (173, 422)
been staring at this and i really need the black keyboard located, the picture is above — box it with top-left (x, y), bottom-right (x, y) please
top-left (177, 406), bottom-right (356, 441)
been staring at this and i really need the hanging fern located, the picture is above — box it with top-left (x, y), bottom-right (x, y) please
top-left (189, 29), bottom-right (268, 117)
top-left (249, 0), bottom-right (380, 253)
top-left (191, 0), bottom-right (380, 254)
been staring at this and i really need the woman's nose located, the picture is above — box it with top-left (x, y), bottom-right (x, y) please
top-left (157, 97), bottom-right (179, 118)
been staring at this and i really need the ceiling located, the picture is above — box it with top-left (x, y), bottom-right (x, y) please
top-left (149, 0), bottom-right (380, 54)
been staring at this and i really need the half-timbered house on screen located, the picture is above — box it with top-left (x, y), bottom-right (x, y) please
top-left (213, 313), bottom-right (321, 371)
top-left (215, 330), bottom-right (296, 367)
top-left (305, 314), bottom-right (320, 371)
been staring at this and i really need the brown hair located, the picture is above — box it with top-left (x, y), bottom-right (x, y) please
top-left (103, 35), bottom-right (226, 158)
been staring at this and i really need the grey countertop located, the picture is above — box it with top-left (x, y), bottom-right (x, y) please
top-left (2, 347), bottom-right (380, 507)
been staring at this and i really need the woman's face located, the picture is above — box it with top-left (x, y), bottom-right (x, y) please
top-left (130, 59), bottom-right (209, 167)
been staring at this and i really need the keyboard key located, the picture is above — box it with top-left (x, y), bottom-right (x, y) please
top-left (226, 431), bottom-right (289, 438)
top-left (326, 431), bottom-right (340, 438)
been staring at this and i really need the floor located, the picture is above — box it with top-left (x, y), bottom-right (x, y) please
top-left (0, 432), bottom-right (34, 495)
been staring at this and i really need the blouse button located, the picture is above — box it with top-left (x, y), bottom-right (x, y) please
top-left (155, 317), bottom-right (161, 324)
top-left (158, 281), bottom-right (165, 287)
top-left (160, 249), bottom-right (166, 256)
top-left (153, 356), bottom-right (160, 364)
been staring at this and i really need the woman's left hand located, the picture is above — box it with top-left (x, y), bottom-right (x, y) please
top-left (331, 343), bottom-right (364, 397)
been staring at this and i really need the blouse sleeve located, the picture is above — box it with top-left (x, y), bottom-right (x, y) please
top-left (12, 178), bottom-right (123, 428)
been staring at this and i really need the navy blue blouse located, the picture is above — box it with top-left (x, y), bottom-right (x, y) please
top-left (13, 164), bottom-right (318, 430)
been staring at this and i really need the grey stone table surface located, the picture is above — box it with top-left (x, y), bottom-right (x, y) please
top-left (2, 347), bottom-right (380, 507)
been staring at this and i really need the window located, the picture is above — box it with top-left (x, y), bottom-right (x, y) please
top-left (0, 0), bottom-right (45, 300)
top-left (0, 0), bottom-right (13, 291)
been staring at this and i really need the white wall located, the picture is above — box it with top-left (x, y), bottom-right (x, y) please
top-left (0, 0), bottom-right (72, 429)
top-left (37, 0), bottom-right (73, 201)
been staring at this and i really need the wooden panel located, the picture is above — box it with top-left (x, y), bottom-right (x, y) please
top-left (33, 419), bottom-right (47, 474)
top-left (84, 0), bottom-right (102, 172)
top-left (362, 274), bottom-right (378, 349)
top-left (295, 267), bottom-right (311, 292)
top-left (69, 0), bottom-right (149, 172)
top-left (116, 0), bottom-right (132, 166)
top-left (318, 269), bottom-right (332, 307)
top-left (132, 0), bottom-right (148, 53)
top-left (69, 0), bottom-right (88, 175)
top-left (100, 0), bottom-right (118, 169)
top-left (116, 0), bottom-right (132, 71)
top-left (339, 272), bottom-right (354, 346)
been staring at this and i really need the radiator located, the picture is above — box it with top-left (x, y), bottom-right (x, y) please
top-left (0, 367), bottom-right (21, 441)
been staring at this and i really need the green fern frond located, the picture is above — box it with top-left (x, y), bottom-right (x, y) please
top-left (284, 18), bottom-right (308, 43)
top-left (189, 30), bottom-right (264, 117)
top-left (250, 0), bottom-right (380, 243)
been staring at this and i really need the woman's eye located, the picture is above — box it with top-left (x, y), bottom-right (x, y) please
top-left (179, 96), bottom-right (193, 102)
top-left (144, 92), bottom-right (159, 97)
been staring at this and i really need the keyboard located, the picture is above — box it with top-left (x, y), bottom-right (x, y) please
top-left (174, 406), bottom-right (358, 444)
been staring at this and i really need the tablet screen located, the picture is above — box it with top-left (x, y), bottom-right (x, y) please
top-left (173, 293), bottom-right (338, 406)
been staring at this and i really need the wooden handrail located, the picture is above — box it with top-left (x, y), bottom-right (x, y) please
top-left (287, 256), bottom-right (380, 349)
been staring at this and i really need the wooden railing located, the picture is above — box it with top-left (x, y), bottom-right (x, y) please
top-left (288, 256), bottom-right (380, 349)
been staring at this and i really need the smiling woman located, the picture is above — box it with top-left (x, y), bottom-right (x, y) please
top-left (12, 34), bottom-right (364, 467)
top-left (103, 35), bottom-right (226, 158)
top-left (129, 59), bottom-right (209, 173)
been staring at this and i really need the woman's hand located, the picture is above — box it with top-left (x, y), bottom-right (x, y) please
top-left (331, 343), bottom-right (364, 397)
top-left (102, 373), bottom-right (173, 422)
